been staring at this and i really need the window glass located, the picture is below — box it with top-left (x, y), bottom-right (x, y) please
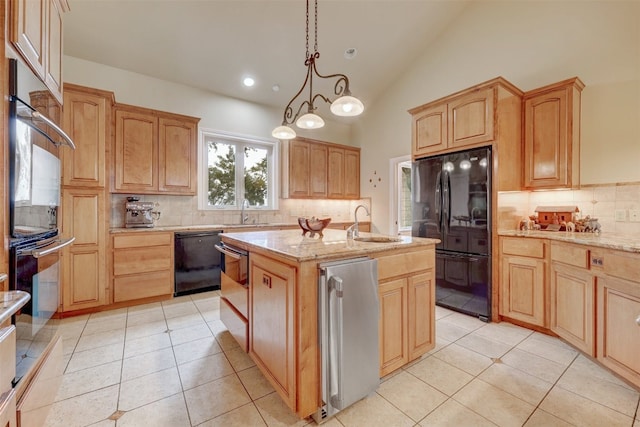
top-left (244, 146), bottom-right (268, 207)
top-left (207, 141), bottom-right (236, 207)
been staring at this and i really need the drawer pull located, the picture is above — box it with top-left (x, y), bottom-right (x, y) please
top-left (591, 257), bottom-right (603, 266)
top-left (262, 275), bottom-right (272, 288)
top-left (636, 315), bottom-right (640, 326)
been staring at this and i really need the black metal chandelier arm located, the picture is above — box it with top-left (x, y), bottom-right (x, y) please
top-left (280, 61), bottom-right (315, 124)
top-left (311, 92), bottom-right (333, 107)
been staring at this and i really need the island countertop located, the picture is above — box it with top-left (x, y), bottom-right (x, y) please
top-left (220, 228), bottom-right (440, 262)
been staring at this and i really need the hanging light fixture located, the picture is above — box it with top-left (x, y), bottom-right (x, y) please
top-left (271, 0), bottom-right (364, 140)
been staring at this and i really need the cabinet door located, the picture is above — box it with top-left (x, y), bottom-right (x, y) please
top-left (114, 107), bottom-right (158, 192)
top-left (61, 189), bottom-right (106, 311)
top-left (158, 116), bottom-right (197, 194)
top-left (408, 272), bottom-right (435, 361)
top-left (550, 262), bottom-right (595, 355)
top-left (0, 389), bottom-right (17, 427)
top-left (523, 88), bottom-right (568, 188)
top-left (62, 87), bottom-right (110, 187)
top-left (309, 143), bottom-right (328, 197)
top-left (44, 0), bottom-right (64, 103)
top-left (288, 139), bottom-right (311, 197)
top-left (379, 278), bottom-right (408, 376)
top-left (10, 0), bottom-right (46, 78)
top-left (250, 253), bottom-right (296, 410)
top-left (448, 87), bottom-right (495, 149)
top-left (327, 147), bottom-right (345, 198)
top-left (500, 255), bottom-right (546, 326)
top-left (413, 102), bottom-right (447, 156)
top-left (597, 276), bottom-right (640, 388)
top-left (343, 148), bottom-right (360, 199)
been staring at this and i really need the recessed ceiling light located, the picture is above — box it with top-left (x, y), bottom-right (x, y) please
top-left (243, 77), bottom-right (255, 87)
top-left (344, 48), bottom-right (357, 59)
top-left (272, 84), bottom-right (280, 92)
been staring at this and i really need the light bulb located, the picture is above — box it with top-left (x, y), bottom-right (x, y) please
top-left (330, 95), bottom-right (364, 117)
top-left (443, 162), bottom-right (454, 172)
top-left (296, 113), bottom-right (325, 129)
top-left (460, 160), bottom-right (471, 170)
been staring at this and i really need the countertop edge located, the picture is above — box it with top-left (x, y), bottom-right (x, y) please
top-left (1, 290), bottom-right (31, 325)
top-left (498, 230), bottom-right (640, 253)
top-left (109, 222), bottom-right (370, 234)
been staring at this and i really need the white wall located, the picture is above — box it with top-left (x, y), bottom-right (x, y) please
top-left (63, 56), bottom-right (353, 145)
top-left (354, 1), bottom-right (640, 233)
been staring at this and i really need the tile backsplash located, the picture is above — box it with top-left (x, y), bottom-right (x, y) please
top-left (111, 194), bottom-right (371, 229)
top-left (498, 183), bottom-right (640, 234)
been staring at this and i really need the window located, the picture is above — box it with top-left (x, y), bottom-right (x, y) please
top-left (200, 130), bottom-right (278, 210)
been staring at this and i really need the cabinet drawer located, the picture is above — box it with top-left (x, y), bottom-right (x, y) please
top-left (602, 251), bottom-right (640, 283)
top-left (551, 243), bottom-right (589, 268)
top-left (221, 298), bottom-right (248, 352)
top-left (113, 232), bottom-right (171, 249)
top-left (114, 271), bottom-right (173, 302)
top-left (377, 249), bottom-right (435, 281)
top-left (113, 246), bottom-right (172, 275)
top-left (501, 237), bottom-right (545, 258)
top-left (0, 326), bottom-right (16, 392)
top-left (221, 272), bottom-right (248, 318)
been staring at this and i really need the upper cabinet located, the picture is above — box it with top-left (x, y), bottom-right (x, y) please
top-left (113, 103), bottom-right (199, 195)
top-left (523, 77), bottom-right (584, 189)
top-left (282, 138), bottom-right (360, 200)
top-left (9, 0), bottom-right (68, 104)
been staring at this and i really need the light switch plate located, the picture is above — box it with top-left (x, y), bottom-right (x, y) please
top-left (630, 210), bottom-right (640, 222)
top-left (615, 209), bottom-right (627, 222)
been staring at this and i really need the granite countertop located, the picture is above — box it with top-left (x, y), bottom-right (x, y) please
top-left (110, 222), bottom-right (367, 234)
top-left (0, 290), bottom-right (31, 325)
top-left (499, 230), bottom-right (640, 253)
top-left (221, 228), bottom-right (440, 262)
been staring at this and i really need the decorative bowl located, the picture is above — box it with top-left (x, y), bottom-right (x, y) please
top-left (297, 217), bottom-right (331, 238)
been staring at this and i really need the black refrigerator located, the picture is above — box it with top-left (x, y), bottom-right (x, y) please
top-left (412, 146), bottom-right (491, 320)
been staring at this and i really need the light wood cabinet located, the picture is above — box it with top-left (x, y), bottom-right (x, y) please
top-left (113, 104), bottom-right (199, 195)
top-left (282, 138), bottom-right (359, 199)
top-left (0, 327), bottom-right (16, 392)
top-left (61, 189), bottom-right (106, 311)
top-left (549, 242), bottom-right (595, 355)
top-left (410, 85), bottom-right (497, 158)
top-left (376, 248), bottom-right (435, 376)
top-left (499, 237), bottom-right (547, 327)
top-left (523, 77), bottom-right (584, 189)
top-left (60, 85), bottom-right (113, 312)
top-left (112, 232), bottom-right (173, 302)
top-left (328, 146), bottom-right (360, 199)
top-left (249, 252), bottom-right (296, 410)
top-left (62, 84), bottom-right (113, 188)
top-left (9, 0), bottom-right (68, 104)
top-left (0, 389), bottom-right (17, 427)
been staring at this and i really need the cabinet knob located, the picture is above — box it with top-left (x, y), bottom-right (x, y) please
top-left (636, 315), bottom-right (640, 326)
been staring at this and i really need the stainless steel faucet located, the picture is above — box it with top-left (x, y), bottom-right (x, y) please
top-left (241, 199), bottom-right (250, 224)
top-left (348, 204), bottom-right (371, 239)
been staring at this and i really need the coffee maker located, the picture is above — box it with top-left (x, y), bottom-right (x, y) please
top-left (125, 197), bottom-right (160, 228)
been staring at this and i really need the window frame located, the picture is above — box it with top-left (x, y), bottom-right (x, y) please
top-left (198, 128), bottom-right (279, 211)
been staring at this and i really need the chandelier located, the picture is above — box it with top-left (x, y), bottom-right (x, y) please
top-left (271, 0), bottom-right (364, 140)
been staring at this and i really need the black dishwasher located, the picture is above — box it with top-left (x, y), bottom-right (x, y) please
top-left (174, 231), bottom-right (222, 296)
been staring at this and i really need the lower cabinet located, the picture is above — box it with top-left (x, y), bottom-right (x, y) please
top-left (112, 232), bottom-right (174, 302)
top-left (249, 252), bottom-right (296, 410)
top-left (376, 248), bottom-right (435, 377)
top-left (499, 237), bottom-right (547, 327)
top-left (0, 390), bottom-right (17, 427)
top-left (61, 189), bottom-right (107, 312)
top-left (597, 275), bottom-right (640, 387)
top-left (549, 242), bottom-right (596, 355)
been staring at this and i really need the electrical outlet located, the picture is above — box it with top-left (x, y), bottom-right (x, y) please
top-left (630, 210), bottom-right (640, 222)
top-left (615, 209), bottom-right (627, 222)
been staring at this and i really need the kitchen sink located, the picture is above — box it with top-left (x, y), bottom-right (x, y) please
top-left (353, 236), bottom-right (402, 243)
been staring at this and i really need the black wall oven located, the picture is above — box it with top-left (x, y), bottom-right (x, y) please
top-left (7, 58), bottom-right (76, 388)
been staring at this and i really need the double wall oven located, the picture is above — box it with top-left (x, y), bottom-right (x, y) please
top-left (7, 58), bottom-right (76, 391)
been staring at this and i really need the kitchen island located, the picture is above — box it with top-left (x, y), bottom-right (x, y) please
top-left (220, 228), bottom-right (439, 419)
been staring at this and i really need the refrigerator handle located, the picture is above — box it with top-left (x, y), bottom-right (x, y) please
top-left (328, 276), bottom-right (344, 410)
top-left (442, 171), bottom-right (450, 231)
top-left (435, 171), bottom-right (442, 233)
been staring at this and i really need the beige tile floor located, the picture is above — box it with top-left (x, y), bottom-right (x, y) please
top-left (44, 291), bottom-right (640, 427)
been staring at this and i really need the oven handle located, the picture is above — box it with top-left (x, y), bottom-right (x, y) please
top-left (214, 243), bottom-right (247, 260)
top-left (30, 237), bottom-right (76, 258)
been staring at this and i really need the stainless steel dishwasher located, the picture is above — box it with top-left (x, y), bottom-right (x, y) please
top-left (315, 257), bottom-right (380, 421)
top-left (174, 231), bottom-right (222, 296)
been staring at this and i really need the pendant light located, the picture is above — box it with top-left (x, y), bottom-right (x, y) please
top-left (272, 0), bottom-right (364, 140)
